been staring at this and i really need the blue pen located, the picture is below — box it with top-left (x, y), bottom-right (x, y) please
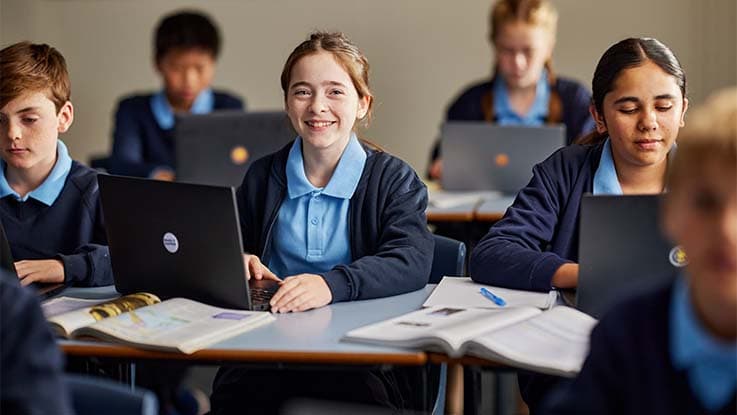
top-left (480, 287), bottom-right (506, 307)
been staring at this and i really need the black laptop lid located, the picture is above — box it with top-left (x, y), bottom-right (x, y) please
top-left (175, 111), bottom-right (295, 188)
top-left (99, 174), bottom-right (254, 309)
top-left (441, 122), bottom-right (565, 192)
top-left (577, 194), bottom-right (682, 318)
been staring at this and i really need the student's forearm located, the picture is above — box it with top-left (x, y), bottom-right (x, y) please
top-left (551, 263), bottom-right (579, 288)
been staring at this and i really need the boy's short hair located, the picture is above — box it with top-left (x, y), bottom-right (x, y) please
top-left (669, 87), bottom-right (737, 187)
top-left (154, 10), bottom-right (221, 63)
top-left (0, 42), bottom-right (71, 113)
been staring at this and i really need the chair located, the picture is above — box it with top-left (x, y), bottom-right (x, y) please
top-left (429, 234), bottom-right (466, 283)
top-left (66, 374), bottom-right (158, 415)
top-left (427, 234), bottom-right (466, 414)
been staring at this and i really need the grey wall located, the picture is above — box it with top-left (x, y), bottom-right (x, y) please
top-left (1, 0), bottom-right (735, 173)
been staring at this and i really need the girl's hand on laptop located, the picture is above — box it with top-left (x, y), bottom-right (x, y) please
top-left (242, 254), bottom-right (281, 282)
top-left (14, 259), bottom-right (64, 286)
top-left (269, 274), bottom-right (332, 313)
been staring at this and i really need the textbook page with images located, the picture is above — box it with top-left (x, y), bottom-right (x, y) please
top-left (48, 293), bottom-right (275, 354)
top-left (344, 305), bottom-right (597, 377)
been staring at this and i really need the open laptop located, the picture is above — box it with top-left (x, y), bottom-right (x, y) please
top-left (577, 195), bottom-right (682, 318)
top-left (441, 122), bottom-right (565, 192)
top-left (98, 174), bottom-right (278, 311)
top-left (175, 111), bottom-right (296, 188)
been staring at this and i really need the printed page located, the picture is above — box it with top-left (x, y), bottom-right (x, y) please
top-left (467, 306), bottom-right (597, 377)
top-left (74, 298), bottom-right (275, 354)
top-left (344, 305), bottom-right (539, 356)
top-left (42, 296), bottom-right (117, 319)
top-left (46, 293), bottom-right (159, 338)
top-left (424, 277), bottom-right (557, 309)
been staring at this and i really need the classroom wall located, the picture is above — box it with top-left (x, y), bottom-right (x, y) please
top-left (1, 0), bottom-right (735, 173)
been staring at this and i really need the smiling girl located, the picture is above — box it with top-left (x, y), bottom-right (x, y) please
top-left (210, 32), bottom-right (433, 414)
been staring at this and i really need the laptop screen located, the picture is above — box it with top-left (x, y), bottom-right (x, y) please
top-left (577, 194), bottom-right (681, 318)
top-left (441, 122), bottom-right (565, 192)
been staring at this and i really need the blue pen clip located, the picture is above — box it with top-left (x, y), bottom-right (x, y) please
top-left (480, 287), bottom-right (506, 307)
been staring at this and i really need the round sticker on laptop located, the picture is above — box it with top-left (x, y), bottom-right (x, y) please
top-left (163, 232), bottom-right (179, 254)
top-left (230, 146), bottom-right (249, 165)
top-left (669, 245), bottom-right (688, 267)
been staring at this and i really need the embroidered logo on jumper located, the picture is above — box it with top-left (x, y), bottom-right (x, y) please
top-left (163, 232), bottom-right (179, 254)
top-left (669, 246), bottom-right (688, 267)
top-left (495, 153), bottom-right (510, 167)
top-left (231, 146), bottom-right (249, 165)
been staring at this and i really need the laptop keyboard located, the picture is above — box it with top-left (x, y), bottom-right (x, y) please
top-left (250, 287), bottom-right (276, 305)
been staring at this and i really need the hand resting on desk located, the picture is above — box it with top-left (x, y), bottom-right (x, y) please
top-left (15, 259), bottom-right (64, 286)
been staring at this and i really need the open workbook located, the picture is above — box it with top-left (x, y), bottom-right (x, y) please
top-left (44, 293), bottom-right (274, 354)
top-left (344, 305), bottom-right (597, 377)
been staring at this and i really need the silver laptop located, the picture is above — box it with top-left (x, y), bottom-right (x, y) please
top-left (98, 174), bottom-right (278, 311)
top-left (577, 195), bottom-right (681, 318)
top-left (441, 122), bottom-right (565, 192)
top-left (175, 111), bottom-right (295, 188)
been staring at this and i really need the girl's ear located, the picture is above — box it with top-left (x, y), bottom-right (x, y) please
top-left (57, 101), bottom-right (74, 133)
top-left (679, 98), bottom-right (689, 127)
top-left (356, 95), bottom-right (371, 120)
top-left (590, 103), bottom-right (607, 134)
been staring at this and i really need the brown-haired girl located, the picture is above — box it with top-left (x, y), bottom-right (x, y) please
top-left (211, 32), bottom-right (433, 414)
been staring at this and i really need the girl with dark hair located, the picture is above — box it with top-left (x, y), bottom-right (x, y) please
top-left (468, 37), bottom-right (688, 412)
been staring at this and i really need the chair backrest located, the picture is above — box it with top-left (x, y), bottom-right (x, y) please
top-left (65, 374), bottom-right (158, 415)
top-left (429, 234), bottom-right (466, 284)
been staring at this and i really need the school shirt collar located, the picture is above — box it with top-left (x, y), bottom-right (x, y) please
top-left (670, 276), bottom-right (737, 411)
top-left (285, 134), bottom-right (366, 200)
top-left (493, 68), bottom-right (549, 125)
top-left (0, 140), bottom-right (72, 206)
top-left (593, 137), bottom-right (676, 195)
top-left (150, 88), bottom-right (215, 130)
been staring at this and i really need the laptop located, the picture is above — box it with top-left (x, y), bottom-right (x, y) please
top-left (98, 174), bottom-right (278, 311)
top-left (441, 122), bottom-right (565, 192)
top-left (577, 195), bottom-right (682, 318)
top-left (0, 220), bottom-right (67, 298)
top-left (175, 111), bottom-right (296, 188)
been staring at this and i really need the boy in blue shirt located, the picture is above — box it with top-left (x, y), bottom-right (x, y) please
top-left (109, 10), bottom-right (243, 179)
top-left (0, 41), bottom-right (112, 287)
top-left (545, 88), bottom-right (737, 414)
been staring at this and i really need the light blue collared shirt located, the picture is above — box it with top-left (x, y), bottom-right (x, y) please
top-left (267, 135), bottom-right (366, 277)
top-left (0, 140), bottom-right (72, 205)
top-left (593, 138), bottom-right (676, 195)
top-left (493, 69), bottom-right (550, 125)
top-left (670, 276), bottom-right (737, 411)
top-left (592, 138), bottom-right (623, 195)
top-left (149, 88), bottom-right (215, 130)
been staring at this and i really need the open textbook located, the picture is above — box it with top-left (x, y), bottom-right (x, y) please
top-left (344, 305), bottom-right (597, 377)
top-left (45, 293), bottom-right (274, 354)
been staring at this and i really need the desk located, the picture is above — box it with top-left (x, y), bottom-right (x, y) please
top-left (474, 195), bottom-right (515, 222)
top-left (59, 285), bottom-right (432, 366)
top-left (57, 285), bottom-right (475, 414)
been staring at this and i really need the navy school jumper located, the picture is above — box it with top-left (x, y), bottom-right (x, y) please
top-left (109, 90), bottom-right (243, 177)
top-left (235, 140), bottom-right (434, 302)
top-left (0, 161), bottom-right (112, 286)
top-left (544, 280), bottom-right (736, 415)
top-left (470, 141), bottom-right (605, 292)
